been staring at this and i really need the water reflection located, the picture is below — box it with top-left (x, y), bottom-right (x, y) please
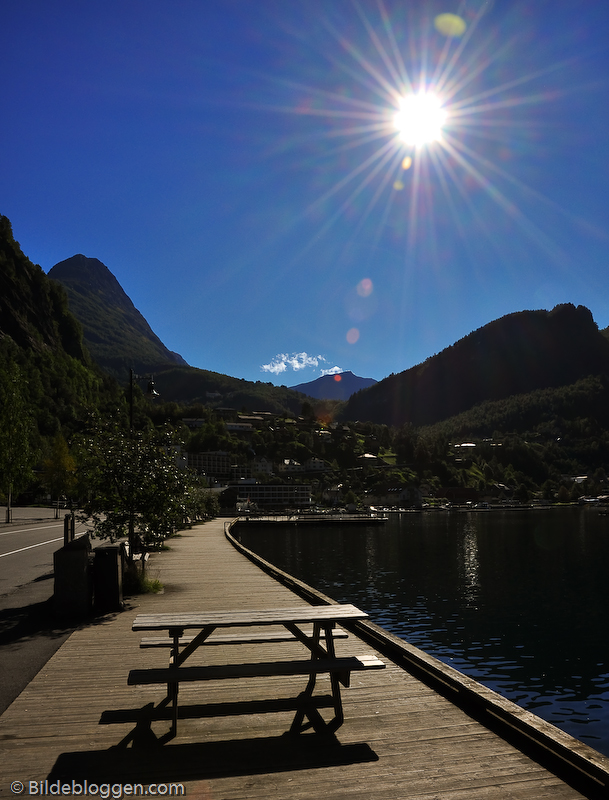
top-left (458, 519), bottom-right (480, 607)
top-left (237, 508), bottom-right (609, 756)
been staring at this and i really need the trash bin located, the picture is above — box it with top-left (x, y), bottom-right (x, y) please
top-left (53, 534), bottom-right (93, 618)
top-left (93, 545), bottom-right (124, 612)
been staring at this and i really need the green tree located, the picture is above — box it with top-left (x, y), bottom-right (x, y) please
top-left (77, 421), bottom-right (192, 557)
top-left (182, 477), bottom-right (220, 521)
top-left (0, 363), bottom-right (36, 522)
top-left (393, 423), bottom-right (418, 463)
top-left (301, 401), bottom-right (315, 421)
top-left (43, 433), bottom-right (76, 518)
top-left (343, 489), bottom-right (358, 508)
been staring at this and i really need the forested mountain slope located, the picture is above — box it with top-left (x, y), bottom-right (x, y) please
top-left (49, 254), bottom-right (188, 379)
top-left (0, 215), bottom-right (104, 439)
top-left (341, 304), bottom-right (609, 427)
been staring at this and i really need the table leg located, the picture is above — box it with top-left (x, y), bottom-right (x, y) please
top-left (167, 627), bottom-right (183, 736)
top-left (323, 622), bottom-right (344, 733)
top-left (168, 627), bottom-right (182, 665)
top-left (289, 621), bottom-right (345, 735)
top-left (289, 621), bottom-right (321, 734)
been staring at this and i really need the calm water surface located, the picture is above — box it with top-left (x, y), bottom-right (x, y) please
top-left (237, 507), bottom-right (609, 756)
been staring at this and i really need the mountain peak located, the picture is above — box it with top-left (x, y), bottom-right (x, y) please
top-left (290, 370), bottom-right (377, 401)
top-left (49, 255), bottom-right (188, 378)
top-left (50, 254), bottom-right (138, 307)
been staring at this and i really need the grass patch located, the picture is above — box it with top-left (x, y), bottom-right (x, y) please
top-left (124, 565), bottom-right (163, 595)
top-left (140, 577), bottom-right (163, 593)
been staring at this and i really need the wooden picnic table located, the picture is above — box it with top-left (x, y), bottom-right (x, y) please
top-left (129, 604), bottom-right (385, 737)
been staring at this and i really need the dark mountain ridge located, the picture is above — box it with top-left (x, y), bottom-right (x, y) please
top-left (0, 215), bottom-right (104, 441)
top-left (290, 370), bottom-right (377, 400)
top-left (0, 218), bottom-right (88, 362)
top-left (341, 304), bottom-right (609, 427)
top-left (48, 254), bottom-right (188, 379)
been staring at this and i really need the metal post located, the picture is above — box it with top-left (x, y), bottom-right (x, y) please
top-left (64, 512), bottom-right (75, 546)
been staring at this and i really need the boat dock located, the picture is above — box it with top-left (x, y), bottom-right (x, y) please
top-left (237, 512), bottom-right (388, 525)
top-left (1, 517), bottom-right (607, 799)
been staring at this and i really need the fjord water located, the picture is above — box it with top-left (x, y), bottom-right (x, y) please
top-left (238, 508), bottom-right (609, 756)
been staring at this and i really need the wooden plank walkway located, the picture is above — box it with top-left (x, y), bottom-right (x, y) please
top-left (0, 518), bottom-right (604, 798)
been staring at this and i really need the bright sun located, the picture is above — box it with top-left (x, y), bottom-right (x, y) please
top-left (394, 92), bottom-right (447, 147)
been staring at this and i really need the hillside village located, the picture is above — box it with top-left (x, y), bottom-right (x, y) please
top-left (179, 408), bottom-right (409, 511)
top-left (171, 400), bottom-right (608, 512)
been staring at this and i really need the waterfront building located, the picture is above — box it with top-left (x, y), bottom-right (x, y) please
top-left (236, 482), bottom-right (312, 509)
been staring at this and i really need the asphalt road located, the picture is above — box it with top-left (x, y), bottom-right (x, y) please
top-left (0, 509), bottom-right (91, 715)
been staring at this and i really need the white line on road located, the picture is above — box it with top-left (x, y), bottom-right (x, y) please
top-left (0, 523), bottom-right (64, 537)
top-left (0, 537), bottom-right (65, 558)
top-left (0, 530), bottom-right (89, 558)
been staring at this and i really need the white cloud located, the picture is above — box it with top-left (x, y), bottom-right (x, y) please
top-left (261, 352), bottom-right (326, 375)
top-left (261, 358), bottom-right (287, 375)
top-left (321, 365), bottom-right (343, 376)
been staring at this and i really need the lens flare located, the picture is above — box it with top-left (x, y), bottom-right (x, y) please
top-left (357, 278), bottom-right (374, 297)
top-left (346, 327), bottom-right (360, 344)
top-left (434, 13), bottom-right (467, 38)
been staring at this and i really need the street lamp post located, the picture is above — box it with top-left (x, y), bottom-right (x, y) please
top-left (129, 368), bottom-right (159, 431)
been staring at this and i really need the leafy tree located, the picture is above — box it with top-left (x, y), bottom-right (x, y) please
top-left (301, 401), bottom-right (315, 421)
top-left (343, 489), bottom-right (358, 507)
top-left (42, 433), bottom-right (76, 517)
top-left (77, 421), bottom-right (194, 556)
top-left (394, 423), bottom-right (418, 463)
top-left (182, 476), bottom-right (220, 521)
top-left (0, 363), bottom-right (36, 521)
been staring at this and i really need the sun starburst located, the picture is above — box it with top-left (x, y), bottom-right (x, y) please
top-left (257, 0), bottom-right (581, 275)
top-left (394, 91), bottom-right (447, 146)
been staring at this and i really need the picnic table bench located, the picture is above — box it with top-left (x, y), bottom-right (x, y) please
top-left (129, 604), bottom-right (385, 736)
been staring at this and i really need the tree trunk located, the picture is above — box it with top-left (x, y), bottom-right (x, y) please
top-left (5, 483), bottom-right (12, 524)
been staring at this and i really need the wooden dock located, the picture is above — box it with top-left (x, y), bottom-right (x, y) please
top-left (1, 518), bottom-right (607, 799)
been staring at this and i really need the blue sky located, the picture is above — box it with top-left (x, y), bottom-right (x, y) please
top-left (3, 1), bottom-right (609, 386)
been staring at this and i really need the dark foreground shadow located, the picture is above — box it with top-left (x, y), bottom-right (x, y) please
top-left (48, 735), bottom-right (379, 783)
top-left (100, 696), bottom-right (337, 728)
top-left (0, 583), bottom-right (134, 647)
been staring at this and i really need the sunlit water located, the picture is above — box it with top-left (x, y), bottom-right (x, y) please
top-left (236, 508), bottom-right (609, 756)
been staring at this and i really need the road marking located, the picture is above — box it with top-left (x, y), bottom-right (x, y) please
top-left (0, 523), bottom-right (64, 537)
top-left (0, 537), bottom-right (65, 558)
top-left (0, 532), bottom-right (88, 559)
